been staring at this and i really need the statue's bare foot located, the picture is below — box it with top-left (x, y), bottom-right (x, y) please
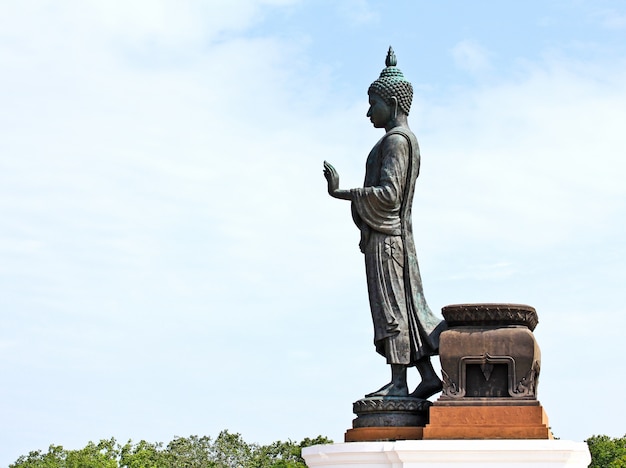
top-left (409, 379), bottom-right (443, 399)
top-left (365, 382), bottom-right (409, 398)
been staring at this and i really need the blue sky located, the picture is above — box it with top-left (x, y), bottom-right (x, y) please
top-left (1, 0), bottom-right (625, 464)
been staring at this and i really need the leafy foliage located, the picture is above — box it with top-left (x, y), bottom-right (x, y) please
top-left (16, 432), bottom-right (626, 467)
top-left (586, 434), bottom-right (626, 468)
top-left (10, 431), bottom-right (332, 468)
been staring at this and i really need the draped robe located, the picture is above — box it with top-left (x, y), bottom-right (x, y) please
top-left (350, 127), bottom-right (445, 365)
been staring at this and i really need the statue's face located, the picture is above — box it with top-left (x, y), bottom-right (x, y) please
top-left (367, 93), bottom-right (391, 128)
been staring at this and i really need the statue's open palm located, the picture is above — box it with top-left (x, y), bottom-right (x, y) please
top-left (323, 160), bottom-right (340, 196)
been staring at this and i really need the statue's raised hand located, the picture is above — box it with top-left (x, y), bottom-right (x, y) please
top-left (323, 161), bottom-right (352, 200)
top-left (323, 160), bottom-right (340, 196)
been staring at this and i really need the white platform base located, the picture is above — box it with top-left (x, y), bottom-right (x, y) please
top-left (302, 440), bottom-right (591, 467)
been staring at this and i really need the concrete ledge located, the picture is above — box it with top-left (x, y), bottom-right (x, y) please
top-left (302, 440), bottom-right (591, 467)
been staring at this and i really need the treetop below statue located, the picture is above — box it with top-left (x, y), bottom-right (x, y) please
top-left (323, 47), bottom-right (446, 400)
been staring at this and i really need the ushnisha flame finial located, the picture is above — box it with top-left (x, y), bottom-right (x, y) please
top-left (385, 46), bottom-right (397, 67)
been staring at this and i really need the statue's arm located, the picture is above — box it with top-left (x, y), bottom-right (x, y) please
top-left (375, 134), bottom-right (408, 206)
top-left (323, 160), bottom-right (353, 200)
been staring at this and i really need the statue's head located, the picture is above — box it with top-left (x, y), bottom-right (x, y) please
top-left (368, 47), bottom-right (413, 116)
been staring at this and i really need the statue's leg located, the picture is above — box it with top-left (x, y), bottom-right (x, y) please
top-left (409, 357), bottom-right (443, 399)
top-left (365, 364), bottom-right (409, 397)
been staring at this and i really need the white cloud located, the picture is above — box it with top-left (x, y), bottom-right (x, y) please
top-left (447, 262), bottom-right (516, 281)
top-left (417, 59), bottom-right (626, 249)
top-left (596, 8), bottom-right (626, 29)
top-left (338, 0), bottom-right (379, 25)
top-left (451, 39), bottom-right (492, 74)
top-left (0, 0), bottom-right (366, 360)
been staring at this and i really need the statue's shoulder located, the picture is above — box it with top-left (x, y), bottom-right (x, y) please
top-left (381, 128), bottom-right (416, 153)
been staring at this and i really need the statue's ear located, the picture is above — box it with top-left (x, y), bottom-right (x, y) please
top-left (390, 96), bottom-right (398, 119)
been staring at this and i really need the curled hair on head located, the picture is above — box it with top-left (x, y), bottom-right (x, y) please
top-left (368, 46), bottom-right (413, 116)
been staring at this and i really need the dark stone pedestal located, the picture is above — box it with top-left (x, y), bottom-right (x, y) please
top-left (344, 397), bottom-right (431, 442)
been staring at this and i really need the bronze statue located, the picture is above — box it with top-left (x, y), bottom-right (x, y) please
top-left (323, 47), bottom-right (446, 399)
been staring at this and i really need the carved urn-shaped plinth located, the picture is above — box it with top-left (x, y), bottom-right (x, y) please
top-left (423, 303), bottom-right (552, 440)
top-left (438, 303), bottom-right (541, 402)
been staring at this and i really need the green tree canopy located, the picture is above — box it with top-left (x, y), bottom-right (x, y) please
top-left (586, 434), bottom-right (626, 468)
top-left (10, 431), bottom-right (332, 468)
top-left (15, 433), bottom-right (626, 467)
